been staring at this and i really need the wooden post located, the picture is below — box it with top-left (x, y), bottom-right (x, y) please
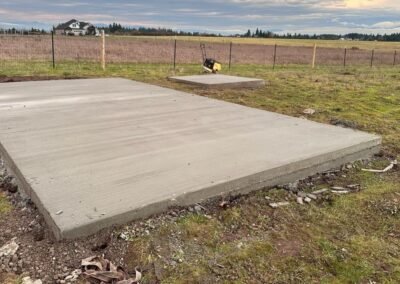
top-left (173, 39), bottom-right (177, 70)
top-left (343, 48), bottom-right (347, 68)
top-left (51, 31), bottom-right (55, 69)
top-left (312, 43), bottom-right (317, 69)
top-left (273, 44), bottom-right (277, 70)
top-left (370, 49), bottom-right (374, 68)
top-left (228, 42), bottom-right (233, 70)
top-left (394, 50), bottom-right (397, 66)
top-left (101, 30), bottom-right (105, 71)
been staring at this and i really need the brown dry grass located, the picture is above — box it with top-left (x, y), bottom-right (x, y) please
top-left (0, 35), bottom-right (398, 66)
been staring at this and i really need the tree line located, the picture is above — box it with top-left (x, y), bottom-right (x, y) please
top-left (102, 23), bottom-right (220, 37)
top-left (242, 28), bottom-right (400, 42)
top-left (103, 24), bottom-right (400, 41)
top-left (0, 28), bottom-right (47, 35)
top-left (1, 23), bottom-right (400, 41)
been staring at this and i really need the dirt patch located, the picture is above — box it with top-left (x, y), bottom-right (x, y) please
top-left (0, 76), bottom-right (88, 83)
top-left (275, 238), bottom-right (303, 257)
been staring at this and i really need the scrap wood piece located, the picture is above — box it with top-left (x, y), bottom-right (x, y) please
top-left (312, 188), bottom-right (329, 195)
top-left (331, 190), bottom-right (349, 194)
top-left (269, 202), bottom-right (290, 209)
top-left (362, 160), bottom-right (397, 173)
top-left (81, 256), bottom-right (141, 284)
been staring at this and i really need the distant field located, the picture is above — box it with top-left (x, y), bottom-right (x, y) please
top-left (126, 35), bottom-right (400, 50)
top-left (0, 35), bottom-right (399, 67)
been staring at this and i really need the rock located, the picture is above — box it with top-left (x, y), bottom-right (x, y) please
top-left (287, 181), bottom-right (299, 192)
top-left (0, 239), bottom-right (19, 257)
top-left (296, 197), bottom-right (304, 205)
top-left (304, 197), bottom-right (312, 203)
top-left (330, 118), bottom-right (357, 129)
top-left (307, 194), bottom-right (317, 200)
top-left (4, 177), bottom-right (18, 193)
top-left (303, 108), bottom-right (316, 115)
top-left (33, 225), bottom-right (45, 242)
top-left (119, 232), bottom-right (129, 241)
top-left (22, 276), bottom-right (43, 284)
top-left (194, 205), bottom-right (202, 212)
top-left (91, 235), bottom-right (110, 252)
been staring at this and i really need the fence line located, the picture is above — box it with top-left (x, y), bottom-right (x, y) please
top-left (0, 35), bottom-right (398, 72)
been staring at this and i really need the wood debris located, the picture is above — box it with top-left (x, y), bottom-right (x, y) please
top-left (312, 188), bottom-right (329, 195)
top-left (362, 160), bottom-right (397, 173)
top-left (269, 202), bottom-right (290, 209)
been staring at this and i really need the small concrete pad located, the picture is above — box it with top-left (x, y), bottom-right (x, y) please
top-left (0, 78), bottom-right (380, 239)
top-left (169, 74), bottom-right (265, 88)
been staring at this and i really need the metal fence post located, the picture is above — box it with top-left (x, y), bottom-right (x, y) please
top-left (343, 48), bottom-right (347, 68)
top-left (273, 44), bottom-right (277, 70)
top-left (394, 50), bottom-right (397, 66)
top-left (173, 39), bottom-right (177, 70)
top-left (370, 49), bottom-right (374, 68)
top-left (51, 31), bottom-right (55, 69)
top-left (229, 42), bottom-right (233, 70)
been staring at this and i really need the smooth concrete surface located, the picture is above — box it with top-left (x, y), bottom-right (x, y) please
top-left (169, 74), bottom-right (265, 88)
top-left (0, 78), bottom-right (380, 239)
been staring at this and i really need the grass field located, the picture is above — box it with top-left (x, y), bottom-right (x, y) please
top-left (1, 35), bottom-right (399, 67)
top-left (0, 62), bottom-right (399, 283)
top-left (128, 35), bottom-right (400, 50)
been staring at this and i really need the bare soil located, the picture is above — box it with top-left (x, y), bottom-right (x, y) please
top-left (0, 76), bottom-right (86, 83)
top-left (1, 152), bottom-right (390, 283)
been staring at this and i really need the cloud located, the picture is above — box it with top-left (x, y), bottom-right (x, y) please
top-left (0, 0), bottom-right (399, 34)
top-left (372, 21), bottom-right (400, 29)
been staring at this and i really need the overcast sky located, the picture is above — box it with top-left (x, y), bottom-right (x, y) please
top-left (1, 0), bottom-right (400, 34)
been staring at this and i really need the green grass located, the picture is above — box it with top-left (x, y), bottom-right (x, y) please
top-left (1, 60), bottom-right (400, 282)
top-left (3, 61), bottom-right (397, 153)
top-left (0, 192), bottom-right (11, 215)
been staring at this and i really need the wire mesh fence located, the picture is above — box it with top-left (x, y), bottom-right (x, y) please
top-left (0, 34), bottom-right (398, 73)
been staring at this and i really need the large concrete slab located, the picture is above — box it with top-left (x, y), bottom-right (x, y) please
top-left (169, 74), bottom-right (265, 88)
top-left (0, 78), bottom-right (380, 239)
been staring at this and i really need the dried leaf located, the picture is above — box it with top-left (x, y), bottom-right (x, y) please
top-left (81, 256), bottom-right (140, 284)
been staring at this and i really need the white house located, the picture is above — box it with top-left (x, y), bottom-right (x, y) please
top-left (55, 19), bottom-right (99, 36)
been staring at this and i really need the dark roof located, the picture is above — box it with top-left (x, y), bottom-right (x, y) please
top-left (79, 22), bottom-right (90, 29)
top-left (55, 19), bottom-right (93, 30)
top-left (55, 19), bottom-right (77, 30)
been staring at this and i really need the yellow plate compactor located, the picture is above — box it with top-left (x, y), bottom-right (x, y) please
top-left (200, 43), bottom-right (221, 73)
